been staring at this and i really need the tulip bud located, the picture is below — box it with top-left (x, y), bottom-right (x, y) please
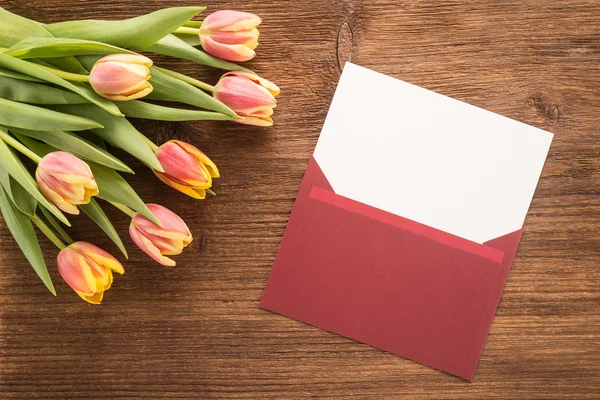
top-left (89, 54), bottom-right (153, 101)
top-left (213, 71), bottom-right (280, 126)
top-left (129, 204), bottom-right (192, 267)
top-left (153, 140), bottom-right (219, 200)
top-left (57, 242), bottom-right (124, 304)
top-left (36, 151), bottom-right (98, 215)
top-left (199, 10), bottom-right (262, 62)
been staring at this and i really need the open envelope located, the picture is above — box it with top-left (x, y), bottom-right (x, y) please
top-left (260, 63), bottom-right (553, 380)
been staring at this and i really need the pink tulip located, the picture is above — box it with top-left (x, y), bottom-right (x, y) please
top-left (213, 71), bottom-right (280, 126)
top-left (129, 204), bottom-right (192, 267)
top-left (89, 54), bottom-right (153, 101)
top-left (57, 242), bottom-right (124, 304)
top-left (153, 140), bottom-right (219, 200)
top-left (199, 10), bottom-right (261, 62)
top-left (36, 151), bottom-right (98, 215)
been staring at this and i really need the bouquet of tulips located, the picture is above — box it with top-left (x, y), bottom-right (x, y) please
top-left (0, 6), bottom-right (279, 304)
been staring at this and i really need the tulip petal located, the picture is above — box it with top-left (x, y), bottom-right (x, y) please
top-left (207, 28), bottom-right (260, 48)
top-left (173, 140), bottom-right (220, 178)
top-left (195, 189), bottom-right (207, 199)
top-left (97, 54), bottom-right (153, 67)
top-left (90, 62), bottom-right (151, 96)
top-left (106, 268), bottom-right (114, 289)
top-left (135, 220), bottom-right (192, 242)
top-left (76, 290), bottom-right (104, 305)
top-left (130, 222), bottom-right (176, 267)
top-left (201, 10), bottom-right (262, 32)
top-left (156, 141), bottom-right (210, 187)
top-left (105, 84), bottom-right (153, 101)
top-left (38, 152), bottom-right (95, 183)
top-left (248, 107), bottom-right (274, 118)
top-left (143, 204), bottom-right (192, 241)
top-left (37, 175), bottom-right (80, 214)
top-left (47, 175), bottom-right (86, 203)
top-left (224, 71), bottom-right (281, 96)
top-left (57, 248), bottom-right (96, 295)
top-left (88, 258), bottom-right (111, 289)
top-left (214, 75), bottom-right (276, 112)
top-left (143, 230), bottom-right (185, 255)
top-left (235, 116), bottom-right (274, 126)
top-left (52, 199), bottom-right (80, 215)
top-left (200, 36), bottom-right (256, 62)
top-left (36, 171), bottom-right (67, 203)
top-left (71, 242), bottom-right (124, 274)
top-left (82, 186), bottom-right (100, 204)
top-left (117, 76), bottom-right (152, 97)
top-left (154, 171), bottom-right (206, 199)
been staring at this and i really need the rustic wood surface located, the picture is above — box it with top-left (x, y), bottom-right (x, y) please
top-left (0, 0), bottom-right (599, 398)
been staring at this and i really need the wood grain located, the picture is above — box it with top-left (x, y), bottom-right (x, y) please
top-left (1, 0), bottom-right (599, 398)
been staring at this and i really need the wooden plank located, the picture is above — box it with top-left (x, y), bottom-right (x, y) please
top-left (0, 0), bottom-right (598, 398)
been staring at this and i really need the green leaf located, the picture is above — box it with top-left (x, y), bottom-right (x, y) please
top-left (46, 7), bottom-right (206, 49)
top-left (5, 37), bottom-right (135, 59)
top-left (117, 100), bottom-right (235, 122)
top-left (0, 97), bottom-right (102, 131)
top-left (38, 206), bottom-right (73, 244)
top-left (88, 162), bottom-right (159, 225)
top-left (0, 184), bottom-right (56, 295)
top-left (0, 163), bottom-right (37, 216)
top-left (80, 198), bottom-right (128, 258)
top-left (0, 7), bottom-right (53, 48)
top-left (10, 127), bottom-right (133, 173)
top-left (148, 67), bottom-right (237, 116)
top-left (0, 66), bottom-right (44, 82)
top-left (44, 56), bottom-right (89, 74)
top-left (0, 74), bottom-right (88, 104)
top-left (144, 34), bottom-right (251, 72)
top-left (49, 104), bottom-right (162, 172)
top-left (0, 8), bottom-right (90, 79)
top-left (173, 33), bottom-right (200, 47)
top-left (77, 131), bottom-right (107, 150)
top-left (0, 131), bottom-right (70, 225)
top-left (0, 53), bottom-right (123, 116)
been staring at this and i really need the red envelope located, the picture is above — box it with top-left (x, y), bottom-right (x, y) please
top-left (260, 157), bottom-right (523, 380)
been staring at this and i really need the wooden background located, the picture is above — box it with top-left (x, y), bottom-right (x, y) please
top-left (1, 0), bottom-right (599, 398)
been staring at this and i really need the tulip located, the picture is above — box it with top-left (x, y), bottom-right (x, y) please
top-left (129, 204), bottom-right (192, 267)
top-left (57, 242), bottom-right (124, 304)
top-left (153, 140), bottom-right (219, 200)
top-left (213, 71), bottom-right (280, 126)
top-left (89, 54), bottom-right (153, 101)
top-left (36, 151), bottom-right (98, 215)
top-left (199, 10), bottom-right (262, 62)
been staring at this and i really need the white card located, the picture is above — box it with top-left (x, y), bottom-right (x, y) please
top-left (314, 63), bottom-right (553, 244)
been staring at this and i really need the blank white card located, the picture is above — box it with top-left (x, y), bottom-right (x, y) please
top-left (314, 63), bottom-right (553, 244)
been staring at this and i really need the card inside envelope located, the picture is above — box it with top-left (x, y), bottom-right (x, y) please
top-left (260, 63), bottom-right (550, 380)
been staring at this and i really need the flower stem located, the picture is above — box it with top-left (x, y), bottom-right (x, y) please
top-left (109, 201), bottom-right (136, 218)
top-left (205, 188), bottom-right (216, 196)
top-left (31, 62), bottom-right (90, 82)
top-left (173, 27), bottom-right (200, 36)
top-left (154, 66), bottom-right (215, 93)
top-left (31, 215), bottom-right (66, 250)
top-left (0, 129), bottom-right (42, 163)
